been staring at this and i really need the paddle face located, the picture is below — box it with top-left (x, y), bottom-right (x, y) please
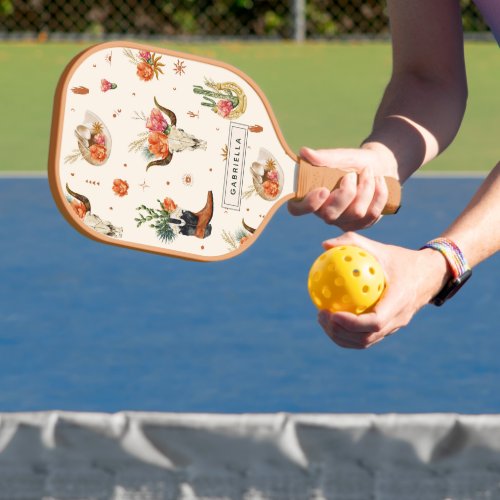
top-left (49, 41), bottom-right (297, 262)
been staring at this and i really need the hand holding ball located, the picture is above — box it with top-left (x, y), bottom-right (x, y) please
top-left (308, 245), bottom-right (385, 314)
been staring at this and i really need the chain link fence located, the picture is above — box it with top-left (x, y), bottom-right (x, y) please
top-left (0, 0), bottom-right (491, 40)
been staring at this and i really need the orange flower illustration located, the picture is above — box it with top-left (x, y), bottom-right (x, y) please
top-left (89, 144), bottom-right (107, 163)
top-left (70, 199), bottom-right (87, 219)
top-left (124, 49), bottom-right (165, 81)
top-left (163, 197), bottom-right (177, 212)
top-left (239, 236), bottom-right (250, 246)
top-left (262, 180), bottom-right (279, 198)
top-left (148, 132), bottom-right (169, 158)
top-left (137, 61), bottom-right (155, 81)
top-left (112, 179), bottom-right (129, 197)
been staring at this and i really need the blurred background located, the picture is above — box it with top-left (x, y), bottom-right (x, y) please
top-left (0, 0), bottom-right (492, 41)
top-left (0, 1), bottom-right (497, 176)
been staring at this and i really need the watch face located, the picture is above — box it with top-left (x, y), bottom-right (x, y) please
top-left (432, 269), bottom-right (472, 306)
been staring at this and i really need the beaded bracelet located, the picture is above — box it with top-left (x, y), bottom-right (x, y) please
top-left (421, 237), bottom-right (472, 306)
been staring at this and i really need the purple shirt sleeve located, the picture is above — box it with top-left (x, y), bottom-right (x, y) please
top-left (473, 0), bottom-right (500, 45)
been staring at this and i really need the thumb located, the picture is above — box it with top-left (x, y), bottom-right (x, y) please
top-left (322, 231), bottom-right (370, 250)
top-left (300, 147), bottom-right (366, 170)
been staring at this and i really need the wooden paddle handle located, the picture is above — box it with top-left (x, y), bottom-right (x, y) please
top-left (295, 158), bottom-right (401, 215)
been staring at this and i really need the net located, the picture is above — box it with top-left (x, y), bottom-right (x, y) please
top-left (1, 412), bottom-right (500, 499)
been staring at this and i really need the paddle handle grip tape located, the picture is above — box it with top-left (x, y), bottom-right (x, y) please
top-left (295, 158), bottom-right (401, 215)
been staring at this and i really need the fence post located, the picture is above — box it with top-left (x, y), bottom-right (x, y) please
top-left (293, 0), bottom-right (306, 41)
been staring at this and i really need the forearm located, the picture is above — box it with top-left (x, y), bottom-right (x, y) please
top-left (363, 73), bottom-right (467, 181)
top-left (441, 162), bottom-right (500, 267)
top-left (413, 163), bottom-right (500, 307)
top-left (361, 0), bottom-right (467, 182)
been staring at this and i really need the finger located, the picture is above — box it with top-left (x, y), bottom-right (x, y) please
top-left (322, 231), bottom-right (369, 250)
top-left (328, 326), bottom-right (381, 349)
top-left (365, 175), bottom-right (389, 220)
top-left (330, 311), bottom-right (385, 335)
top-left (343, 166), bottom-right (376, 220)
top-left (322, 173), bottom-right (390, 231)
top-left (332, 337), bottom-right (365, 349)
top-left (316, 172), bottom-right (358, 223)
top-left (319, 311), bottom-right (372, 349)
top-left (332, 296), bottom-right (401, 339)
top-left (339, 214), bottom-right (383, 232)
top-left (299, 146), bottom-right (370, 170)
top-left (323, 327), bottom-right (366, 349)
top-left (327, 167), bottom-right (377, 231)
top-left (288, 188), bottom-right (330, 216)
top-left (331, 326), bottom-right (372, 348)
top-left (329, 316), bottom-right (391, 348)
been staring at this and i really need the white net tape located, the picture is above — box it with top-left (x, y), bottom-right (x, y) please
top-left (0, 412), bottom-right (500, 499)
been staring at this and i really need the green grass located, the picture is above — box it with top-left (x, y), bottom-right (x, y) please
top-left (0, 41), bottom-right (497, 172)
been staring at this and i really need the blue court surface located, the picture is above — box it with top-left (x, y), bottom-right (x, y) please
top-left (0, 176), bottom-right (498, 414)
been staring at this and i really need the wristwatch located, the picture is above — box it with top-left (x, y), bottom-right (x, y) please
top-left (421, 238), bottom-right (472, 306)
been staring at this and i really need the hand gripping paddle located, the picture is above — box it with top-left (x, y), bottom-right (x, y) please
top-left (49, 41), bottom-right (401, 262)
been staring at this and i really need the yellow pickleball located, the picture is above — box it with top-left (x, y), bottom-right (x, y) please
top-left (308, 245), bottom-right (385, 314)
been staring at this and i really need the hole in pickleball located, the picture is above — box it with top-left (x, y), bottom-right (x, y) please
top-left (322, 286), bottom-right (332, 299)
top-left (313, 294), bottom-right (322, 307)
top-left (334, 277), bottom-right (344, 286)
top-left (352, 269), bottom-right (360, 277)
top-left (333, 303), bottom-right (342, 311)
top-left (342, 295), bottom-right (351, 304)
top-left (356, 306), bottom-right (366, 314)
top-left (344, 256), bottom-right (352, 262)
top-left (369, 267), bottom-right (375, 275)
top-left (362, 285), bottom-right (369, 293)
top-left (313, 271), bottom-right (321, 282)
top-left (327, 264), bottom-right (335, 272)
top-left (359, 251), bottom-right (366, 257)
top-left (378, 284), bottom-right (382, 291)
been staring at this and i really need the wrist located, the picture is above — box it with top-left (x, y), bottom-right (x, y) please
top-left (361, 141), bottom-right (399, 178)
top-left (418, 248), bottom-right (452, 303)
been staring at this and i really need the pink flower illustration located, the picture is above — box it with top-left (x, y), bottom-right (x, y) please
top-left (216, 99), bottom-right (234, 118)
top-left (266, 169), bottom-right (279, 183)
top-left (139, 51), bottom-right (151, 62)
top-left (93, 133), bottom-right (106, 146)
top-left (100, 79), bottom-right (117, 92)
top-left (146, 108), bottom-right (168, 132)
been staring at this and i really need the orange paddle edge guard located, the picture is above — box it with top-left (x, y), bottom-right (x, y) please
top-left (48, 41), bottom-right (401, 263)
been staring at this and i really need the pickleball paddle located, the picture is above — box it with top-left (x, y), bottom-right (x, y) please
top-left (49, 41), bottom-right (401, 262)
